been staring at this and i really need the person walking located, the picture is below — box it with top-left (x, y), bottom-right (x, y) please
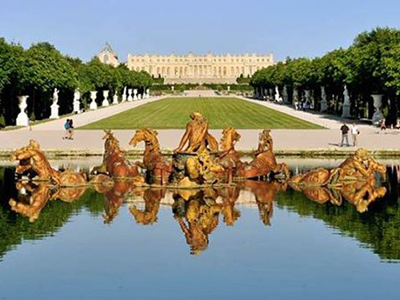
top-left (351, 123), bottom-right (359, 147)
top-left (68, 119), bottom-right (74, 140)
top-left (63, 119), bottom-right (70, 140)
top-left (340, 123), bottom-right (350, 147)
top-left (380, 118), bottom-right (387, 133)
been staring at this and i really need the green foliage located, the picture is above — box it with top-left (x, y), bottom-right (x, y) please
top-left (250, 27), bottom-right (400, 119)
top-left (0, 37), bottom-right (153, 126)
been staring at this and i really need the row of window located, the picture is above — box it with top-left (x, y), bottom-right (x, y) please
top-left (130, 57), bottom-right (271, 63)
top-left (134, 65), bottom-right (261, 75)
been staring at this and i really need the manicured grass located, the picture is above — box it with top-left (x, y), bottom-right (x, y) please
top-left (79, 97), bottom-right (324, 130)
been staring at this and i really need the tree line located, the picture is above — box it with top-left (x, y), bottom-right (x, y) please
top-left (250, 27), bottom-right (400, 125)
top-left (0, 39), bottom-right (153, 127)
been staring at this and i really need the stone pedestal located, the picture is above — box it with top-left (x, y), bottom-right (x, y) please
top-left (320, 86), bottom-right (328, 112)
top-left (133, 89), bottom-right (138, 100)
top-left (102, 90), bottom-right (110, 107)
top-left (127, 89), bottom-right (133, 102)
top-left (50, 103), bottom-right (59, 119)
top-left (73, 89), bottom-right (81, 114)
top-left (112, 93), bottom-right (118, 105)
top-left (16, 96), bottom-right (29, 126)
top-left (371, 94), bottom-right (384, 124)
top-left (90, 91), bottom-right (98, 110)
top-left (341, 85), bottom-right (351, 118)
top-left (138, 94), bottom-right (142, 100)
top-left (73, 101), bottom-right (80, 114)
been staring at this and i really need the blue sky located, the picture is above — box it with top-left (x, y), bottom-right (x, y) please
top-left (0, 0), bottom-right (399, 62)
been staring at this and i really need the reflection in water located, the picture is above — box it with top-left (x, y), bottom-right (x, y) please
top-left (0, 162), bottom-right (398, 260)
top-left (130, 189), bottom-right (164, 225)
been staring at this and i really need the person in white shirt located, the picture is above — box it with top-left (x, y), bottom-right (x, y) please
top-left (351, 123), bottom-right (359, 147)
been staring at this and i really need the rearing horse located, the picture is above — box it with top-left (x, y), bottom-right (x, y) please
top-left (219, 127), bottom-right (245, 181)
top-left (129, 128), bottom-right (172, 185)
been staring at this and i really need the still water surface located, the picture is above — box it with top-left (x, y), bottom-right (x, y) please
top-left (0, 159), bottom-right (400, 300)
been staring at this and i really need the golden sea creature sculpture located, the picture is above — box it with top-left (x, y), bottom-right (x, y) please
top-left (11, 140), bottom-right (88, 186)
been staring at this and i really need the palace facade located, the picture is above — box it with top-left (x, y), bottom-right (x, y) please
top-left (97, 44), bottom-right (274, 84)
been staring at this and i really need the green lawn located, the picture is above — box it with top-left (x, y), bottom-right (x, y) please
top-left (79, 97), bottom-right (324, 130)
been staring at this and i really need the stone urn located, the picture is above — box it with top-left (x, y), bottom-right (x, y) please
top-left (127, 89), bottom-right (133, 102)
top-left (16, 96), bottom-right (29, 126)
top-left (102, 90), bottom-right (110, 107)
top-left (90, 91), bottom-right (98, 110)
top-left (371, 94), bottom-right (384, 125)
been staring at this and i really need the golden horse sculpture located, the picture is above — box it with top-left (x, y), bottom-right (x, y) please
top-left (218, 127), bottom-right (245, 182)
top-left (129, 128), bottom-right (172, 185)
top-left (129, 188), bottom-right (165, 225)
top-left (11, 139), bottom-right (88, 187)
top-left (92, 130), bottom-right (144, 183)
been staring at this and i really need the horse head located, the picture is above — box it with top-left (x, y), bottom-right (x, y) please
top-left (221, 127), bottom-right (241, 152)
top-left (130, 128), bottom-right (160, 151)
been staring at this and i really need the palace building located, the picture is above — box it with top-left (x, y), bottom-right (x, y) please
top-left (97, 44), bottom-right (274, 84)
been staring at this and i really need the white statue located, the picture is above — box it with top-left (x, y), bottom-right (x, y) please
top-left (53, 88), bottom-right (59, 104)
top-left (122, 87), bottom-right (127, 102)
top-left (320, 86), bottom-right (328, 112)
top-left (16, 96), bottom-right (29, 126)
top-left (127, 89), bottom-right (133, 102)
top-left (73, 88), bottom-right (81, 114)
top-left (274, 86), bottom-right (283, 102)
top-left (146, 88), bottom-right (150, 99)
top-left (283, 85), bottom-right (288, 102)
top-left (102, 90), bottom-right (110, 107)
top-left (293, 88), bottom-right (298, 104)
top-left (50, 88), bottom-right (60, 119)
top-left (342, 85), bottom-right (351, 118)
top-left (90, 91), bottom-right (98, 110)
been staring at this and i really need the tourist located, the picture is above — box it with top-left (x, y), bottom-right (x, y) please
top-left (340, 123), bottom-right (350, 147)
top-left (380, 118), bottom-right (387, 133)
top-left (351, 123), bottom-right (359, 147)
top-left (68, 119), bottom-right (74, 140)
top-left (63, 119), bottom-right (70, 139)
